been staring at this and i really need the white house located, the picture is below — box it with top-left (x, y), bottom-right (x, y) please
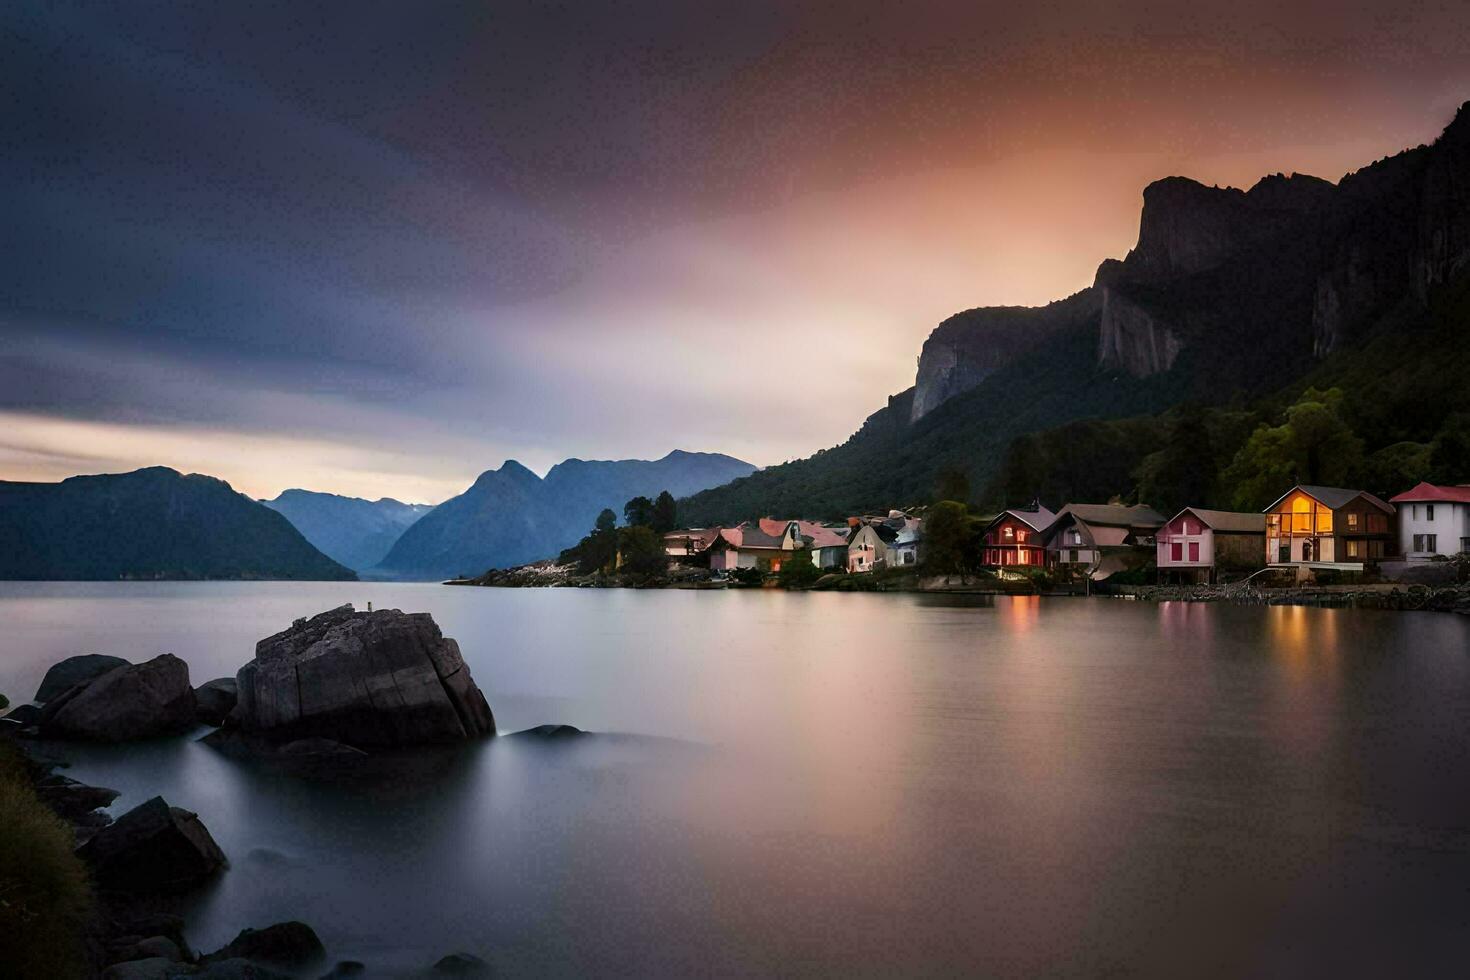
top-left (1389, 483), bottom-right (1470, 559)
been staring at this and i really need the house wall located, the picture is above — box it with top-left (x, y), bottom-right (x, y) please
top-left (983, 516), bottom-right (1046, 566)
top-left (1214, 531), bottom-right (1266, 569)
top-left (1398, 501), bottom-right (1470, 558)
top-left (847, 527), bottom-right (883, 572)
top-left (1157, 514), bottom-right (1213, 569)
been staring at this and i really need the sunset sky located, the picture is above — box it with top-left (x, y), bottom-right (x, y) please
top-left (3, 1), bottom-right (1468, 502)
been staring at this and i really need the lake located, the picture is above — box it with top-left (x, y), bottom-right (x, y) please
top-left (2, 583), bottom-right (1468, 977)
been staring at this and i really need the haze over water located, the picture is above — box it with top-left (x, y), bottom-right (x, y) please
top-left (3, 584), bottom-right (1468, 977)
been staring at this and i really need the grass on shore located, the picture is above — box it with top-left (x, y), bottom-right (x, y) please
top-left (0, 738), bottom-right (94, 979)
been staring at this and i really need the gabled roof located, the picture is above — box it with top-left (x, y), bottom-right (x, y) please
top-left (1054, 503), bottom-right (1165, 529)
top-left (1264, 485), bottom-right (1394, 514)
top-left (1171, 508), bottom-right (1267, 533)
top-left (1389, 482), bottom-right (1470, 504)
top-left (989, 506), bottom-right (1056, 532)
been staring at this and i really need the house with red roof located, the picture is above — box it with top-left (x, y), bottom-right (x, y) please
top-left (1389, 482), bottom-right (1470, 559)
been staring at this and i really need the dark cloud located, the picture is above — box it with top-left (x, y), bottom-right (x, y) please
top-left (3, 1), bottom-right (1468, 497)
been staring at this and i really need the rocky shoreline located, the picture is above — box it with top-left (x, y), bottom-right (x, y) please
top-left (1103, 582), bottom-right (1470, 613)
top-left (0, 605), bottom-right (518, 979)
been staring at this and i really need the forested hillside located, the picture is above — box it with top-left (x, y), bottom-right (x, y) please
top-left (680, 102), bottom-right (1470, 524)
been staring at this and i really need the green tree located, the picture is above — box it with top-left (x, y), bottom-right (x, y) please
top-left (996, 434), bottom-right (1045, 508)
top-left (1221, 388), bottom-right (1364, 510)
top-left (922, 500), bottom-right (972, 575)
top-left (618, 526), bottom-right (667, 577)
top-left (934, 466), bottom-right (971, 506)
top-left (777, 550), bottom-right (822, 589)
top-left (1136, 405), bottom-right (1217, 513)
top-left (595, 508), bottom-right (617, 533)
top-left (652, 490), bottom-right (678, 533)
top-left (623, 496), bottom-right (655, 528)
top-left (1359, 441), bottom-right (1431, 497)
top-left (1429, 412), bottom-right (1470, 483)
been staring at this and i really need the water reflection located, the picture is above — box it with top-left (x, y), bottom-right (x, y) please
top-left (2, 584), bottom-right (1468, 977)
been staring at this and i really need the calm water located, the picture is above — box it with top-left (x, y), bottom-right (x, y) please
top-left (2, 583), bottom-right (1468, 978)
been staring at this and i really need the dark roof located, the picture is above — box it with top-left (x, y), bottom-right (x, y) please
top-left (1174, 508), bottom-right (1267, 533)
top-left (992, 506), bottom-right (1056, 532)
top-left (1264, 485), bottom-right (1394, 514)
top-left (1054, 503), bottom-right (1165, 528)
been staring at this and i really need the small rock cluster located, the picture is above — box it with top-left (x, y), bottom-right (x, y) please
top-left (0, 606), bottom-right (508, 978)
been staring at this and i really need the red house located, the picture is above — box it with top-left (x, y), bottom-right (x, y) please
top-left (982, 506), bottom-right (1056, 567)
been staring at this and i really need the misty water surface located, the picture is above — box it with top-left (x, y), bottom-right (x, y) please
top-left (2, 583), bottom-right (1468, 977)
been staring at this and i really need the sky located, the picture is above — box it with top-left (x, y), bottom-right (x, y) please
top-left (3, 1), bottom-right (1468, 503)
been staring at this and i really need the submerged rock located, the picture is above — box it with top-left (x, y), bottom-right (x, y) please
top-left (509, 724), bottom-right (587, 739)
top-left (35, 653), bottom-right (130, 702)
top-left (39, 654), bottom-right (195, 741)
top-left (202, 921), bottom-right (324, 969)
top-left (230, 605), bottom-right (494, 748)
top-left (77, 796), bottom-right (227, 894)
top-left (432, 952), bottom-right (492, 975)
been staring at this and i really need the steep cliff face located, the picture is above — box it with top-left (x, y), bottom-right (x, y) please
top-left (910, 289), bottom-right (1100, 421)
top-left (1097, 172), bottom-right (1337, 376)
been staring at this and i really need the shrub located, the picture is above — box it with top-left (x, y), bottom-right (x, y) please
top-left (777, 551), bottom-right (823, 589)
top-left (0, 693), bottom-right (8, 712)
top-left (0, 741), bottom-right (94, 978)
top-left (729, 567), bottom-right (764, 586)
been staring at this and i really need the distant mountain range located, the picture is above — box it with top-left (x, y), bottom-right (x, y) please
top-left (375, 450), bottom-right (756, 580)
top-left (262, 490), bottom-right (432, 573)
top-left (0, 467), bottom-right (355, 581)
top-left (680, 100), bottom-right (1470, 522)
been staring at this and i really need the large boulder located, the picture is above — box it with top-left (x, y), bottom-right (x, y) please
top-left (35, 653), bottom-right (130, 702)
top-left (194, 678), bottom-right (239, 726)
top-left (230, 606), bottom-right (495, 748)
top-left (202, 922), bottom-right (324, 970)
top-left (77, 796), bottom-right (227, 894)
top-left (39, 654), bottom-right (195, 741)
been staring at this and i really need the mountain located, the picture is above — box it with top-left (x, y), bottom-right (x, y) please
top-left (681, 100), bottom-right (1470, 523)
top-left (262, 490), bottom-right (432, 572)
top-left (374, 450), bottom-right (756, 580)
top-left (0, 467), bottom-right (356, 580)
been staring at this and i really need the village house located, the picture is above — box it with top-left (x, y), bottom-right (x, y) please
top-left (1388, 482), bottom-right (1470, 559)
top-left (981, 505), bottom-right (1056, 567)
top-left (1041, 503), bottom-right (1165, 579)
top-left (663, 527), bottom-right (720, 559)
top-left (788, 520), bottom-right (850, 568)
top-left (1263, 485), bottom-right (1395, 568)
top-left (890, 519), bottom-right (924, 567)
top-left (705, 520), bottom-right (803, 572)
top-left (846, 522), bottom-right (899, 572)
top-left (1155, 508), bottom-right (1267, 582)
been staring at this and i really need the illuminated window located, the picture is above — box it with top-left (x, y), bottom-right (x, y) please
top-left (1346, 539), bottom-right (1360, 558)
top-left (1347, 512), bottom-right (1359, 530)
top-left (1017, 529), bottom-right (1027, 543)
top-left (1291, 497), bottom-right (1312, 533)
top-left (1004, 526), bottom-right (1014, 539)
top-left (1316, 510), bottom-right (1333, 533)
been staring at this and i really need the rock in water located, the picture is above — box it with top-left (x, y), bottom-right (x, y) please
top-left (77, 796), bottom-right (227, 894)
top-left (194, 677), bottom-right (239, 726)
top-left (39, 654), bottom-right (195, 741)
top-left (233, 605), bottom-right (495, 748)
top-left (202, 921), bottom-right (325, 968)
top-left (34, 653), bottom-right (130, 702)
